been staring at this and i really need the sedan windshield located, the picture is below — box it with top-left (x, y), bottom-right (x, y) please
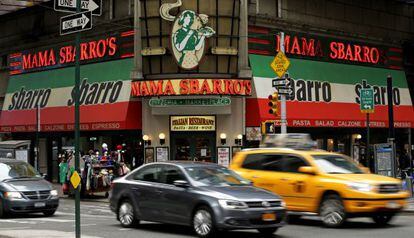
top-left (185, 166), bottom-right (251, 186)
top-left (0, 162), bottom-right (41, 181)
top-left (312, 155), bottom-right (363, 174)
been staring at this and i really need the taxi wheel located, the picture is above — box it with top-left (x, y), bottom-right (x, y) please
top-left (257, 227), bottom-right (279, 236)
top-left (193, 206), bottom-right (216, 238)
top-left (372, 214), bottom-right (394, 226)
top-left (118, 199), bottom-right (139, 228)
top-left (320, 194), bottom-right (346, 228)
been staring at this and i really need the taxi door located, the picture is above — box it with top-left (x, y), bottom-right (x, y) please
top-left (280, 155), bottom-right (318, 212)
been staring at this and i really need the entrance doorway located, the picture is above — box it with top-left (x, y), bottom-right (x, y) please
top-left (171, 132), bottom-right (216, 163)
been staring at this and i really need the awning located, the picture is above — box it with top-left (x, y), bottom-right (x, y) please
top-left (247, 54), bottom-right (414, 128)
top-left (0, 59), bottom-right (142, 132)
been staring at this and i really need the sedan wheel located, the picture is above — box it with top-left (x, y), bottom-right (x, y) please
top-left (320, 194), bottom-right (346, 228)
top-left (193, 207), bottom-right (216, 238)
top-left (118, 200), bottom-right (139, 228)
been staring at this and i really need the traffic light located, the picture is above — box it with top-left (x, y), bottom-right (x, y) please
top-left (268, 92), bottom-right (279, 115)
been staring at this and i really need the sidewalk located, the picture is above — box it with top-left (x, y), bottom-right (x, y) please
top-left (52, 183), bottom-right (109, 203)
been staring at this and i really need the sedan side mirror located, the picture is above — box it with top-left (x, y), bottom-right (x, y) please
top-left (173, 180), bottom-right (190, 188)
top-left (298, 166), bottom-right (316, 175)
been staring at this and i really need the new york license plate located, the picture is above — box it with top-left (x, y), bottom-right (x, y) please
top-left (35, 202), bottom-right (46, 208)
top-left (262, 213), bottom-right (276, 221)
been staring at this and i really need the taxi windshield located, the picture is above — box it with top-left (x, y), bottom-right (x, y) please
top-left (312, 155), bottom-right (363, 174)
top-left (185, 166), bottom-right (251, 186)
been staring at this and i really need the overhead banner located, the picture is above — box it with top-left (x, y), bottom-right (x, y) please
top-left (170, 116), bottom-right (215, 131)
top-left (247, 54), bottom-right (414, 128)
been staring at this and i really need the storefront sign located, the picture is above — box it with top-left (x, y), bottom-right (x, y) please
top-left (160, 2), bottom-right (215, 70)
top-left (248, 26), bottom-right (402, 70)
top-left (217, 147), bottom-right (230, 167)
top-left (8, 30), bottom-right (135, 75)
top-left (131, 79), bottom-right (251, 97)
top-left (149, 97), bottom-right (231, 107)
top-left (170, 116), bottom-right (215, 131)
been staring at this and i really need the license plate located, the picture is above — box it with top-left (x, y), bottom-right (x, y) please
top-left (35, 202), bottom-right (46, 208)
top-left (262, 213), bottom-right (276, 221)
top-left (386, 201), bottom-right (400, 209)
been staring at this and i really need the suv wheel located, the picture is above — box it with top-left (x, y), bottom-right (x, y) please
top-left (193, 206), bottom-right (216, 238)
top-left (118, 199), bottom-right (139, 228)
top-left (43, 209), bottom-right (56, 217)
top-left (320, 194), bottom-right (346, 228)
top-left (372, 213), bottom-right (394, 226)
top-left (257, 227), bottom-right (278, 236)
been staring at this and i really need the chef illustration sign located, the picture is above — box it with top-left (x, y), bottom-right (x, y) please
top-left (160, 0), bottom-right (215, 70)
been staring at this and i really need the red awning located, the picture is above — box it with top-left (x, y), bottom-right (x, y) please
top-left (246, 98), bottom-right (414, 128)
top-left (0, 101), bottom-right (141, 133)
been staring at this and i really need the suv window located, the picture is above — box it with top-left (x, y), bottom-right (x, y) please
top-left (242, 154), bottom-right (284, 172)
top-left (161, 165), bottom-right (187, 185)
top-left (132, 165), bottom-right (162, 183)
top-left (283, 155), bottom-right (308, 173)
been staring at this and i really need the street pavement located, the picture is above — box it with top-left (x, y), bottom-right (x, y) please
top-left (1, 198), bottom-right (414, 238)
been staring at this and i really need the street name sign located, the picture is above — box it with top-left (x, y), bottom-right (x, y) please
top-left (272, 78), bottom-right (290, 87)
top-left (277, 87), bottom-right (293, 95)
top-left (54, 0), bottom-right (102, 16)
top-left (360, 88), bottom-right (375, 113)
top-left (270, 51), bottom-right (290, 78)
top-left (60, 11), bottom-right (92, 36)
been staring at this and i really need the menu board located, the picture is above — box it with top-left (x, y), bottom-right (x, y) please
top-left (374, 143), bottom-right (395, 177)
top-left (217, 147), bottom-right (230, 167)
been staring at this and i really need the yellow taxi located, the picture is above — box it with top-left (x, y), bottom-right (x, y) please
top-left (230, 134), bottom-right (409, 227)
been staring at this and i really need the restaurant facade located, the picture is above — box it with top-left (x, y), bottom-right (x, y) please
top-left (0, 0), bottom-right (413, 178)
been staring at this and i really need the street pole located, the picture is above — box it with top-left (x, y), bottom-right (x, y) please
top-left (74, 1), bottom-right (81, 237)
top-left (366, 113), bottom-right (370, 168)
top-left (386, 75), bottom-right (396, 177)
top-left (35, 104), bottom-right (40, 170)
top-left (280, 32), bottom-right (287, 134)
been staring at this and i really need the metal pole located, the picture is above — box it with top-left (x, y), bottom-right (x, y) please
top-left (35, 104), bottom-right (40, 170)
top-left (387, 75), bottom-right (395, 139)
top-left (74, 1), bottom-right (81, 237)
top-left (280, 32), bottom-right (287, 134)
top-left (366, 113), bottom-right (370, 168)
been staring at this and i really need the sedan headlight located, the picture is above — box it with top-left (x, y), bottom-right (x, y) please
top-left (218, 200), bottom-right (248, 209)
top-left (4, 191), bottom-right (23, 200)
top-left (50, 190), bottom-right (59, 197)
top-left (347, 182), bottom-right (373, 192)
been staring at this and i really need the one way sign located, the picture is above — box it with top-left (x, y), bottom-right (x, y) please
top-left (60, 11), bottom-right (92, 35)
top-left (54, 0), bottom-right (102, 16)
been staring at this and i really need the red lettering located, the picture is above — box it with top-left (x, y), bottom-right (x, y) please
top-left (71, 46), bottom-right (76, 62)
top-left (370, 47), bottom-right (379, 63)
top-left (276, 35), bottom-right (290, 53)
top-left (354, 45), bottom-right (362, 62)
top-left (131, 81), bottom-right (140, 96)
top-left (224, 80), bottom-right (234, 95)
top-left (190, 80), bottom-right (200, 94)
top-left (345, 45), bottom-right (354, 61)
top-left (96, 40), bottom-right (106, 58)
top-left (337, 43), bottom-right (345, 59)
top-left (59, 47), bottom-right (66, 64)
top-left (213, 80), bottom-right (224, 94)
top-left (200, 80), bottom-right (211, 94)
top-left (89, 41), bottom-right (97, 59)
top-left (108, 37), bottom-right (117, 56)
top-left (149, 80), bottom-right (163, 95)
top-left (48, 49), bottom-right (56, 66)
top-left (31, 54), bottom-right (38, 68)
top-left (233, 80), bottom-right (243, 95)
top-left (80, 42), bottom-right (89, 60)
top-left (141, 82), bottom-right (149, 96)
top-left (38, 50), bottom-right (48, 67)
top-left (164, 80), bottom-right (176, 95)
top-left (291, 36), bottom-right (301, 55)
top-left (179, 80), bottom-right (189, 94)
top-left (22, 54), bottom-right (32, 69)
top-left (302, 38), bottom-right (315, 56)
top-left (244, 81), bottom-right (252, 95)
top-left (329, 42), bottom-right (338, 59)
top-left (315, 40), bottom-right (324, 57)
top-left (363, 46), bottom-right (370, 63)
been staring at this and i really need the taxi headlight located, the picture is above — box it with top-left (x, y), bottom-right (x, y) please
top-left (4, 191), bottom-right (23, 200)
top-left (347, 182), bottom-right (373, 192)
top-left (280, 200), bottom-right (286, 207)
top-left (218, 200), bottom-right (248, 209)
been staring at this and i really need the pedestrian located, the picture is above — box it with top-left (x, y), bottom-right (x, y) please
top-left (399, 149), bottom-right (410, 179)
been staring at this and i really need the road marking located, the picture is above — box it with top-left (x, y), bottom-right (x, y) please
top-left (25, 217), bottom-right (74, 223)
top-left (0, 219), bottom-right (37, 224)
top-left (55, 211), bottom-right (113, 219)
top-left (0, 226), bottom-right (32, 230)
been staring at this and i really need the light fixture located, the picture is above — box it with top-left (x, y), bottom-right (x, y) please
top-left (356, 134), bottom-right (362, 139)
top-left (143, 134), bottom-right (151, 146)
top-left (159, 133), bottom-right (166, 145)
top-left (211, 47), bottom-right (238, 55)
top-left (220, 133), bottom-right (227, 145)
top-left (235, 134), bottom-right (243, 146)
top-left (141, 47), bottom-right (166, 56)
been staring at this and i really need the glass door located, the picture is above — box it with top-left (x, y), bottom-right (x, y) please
top-left (171, 132), bottom-right (216, 163)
